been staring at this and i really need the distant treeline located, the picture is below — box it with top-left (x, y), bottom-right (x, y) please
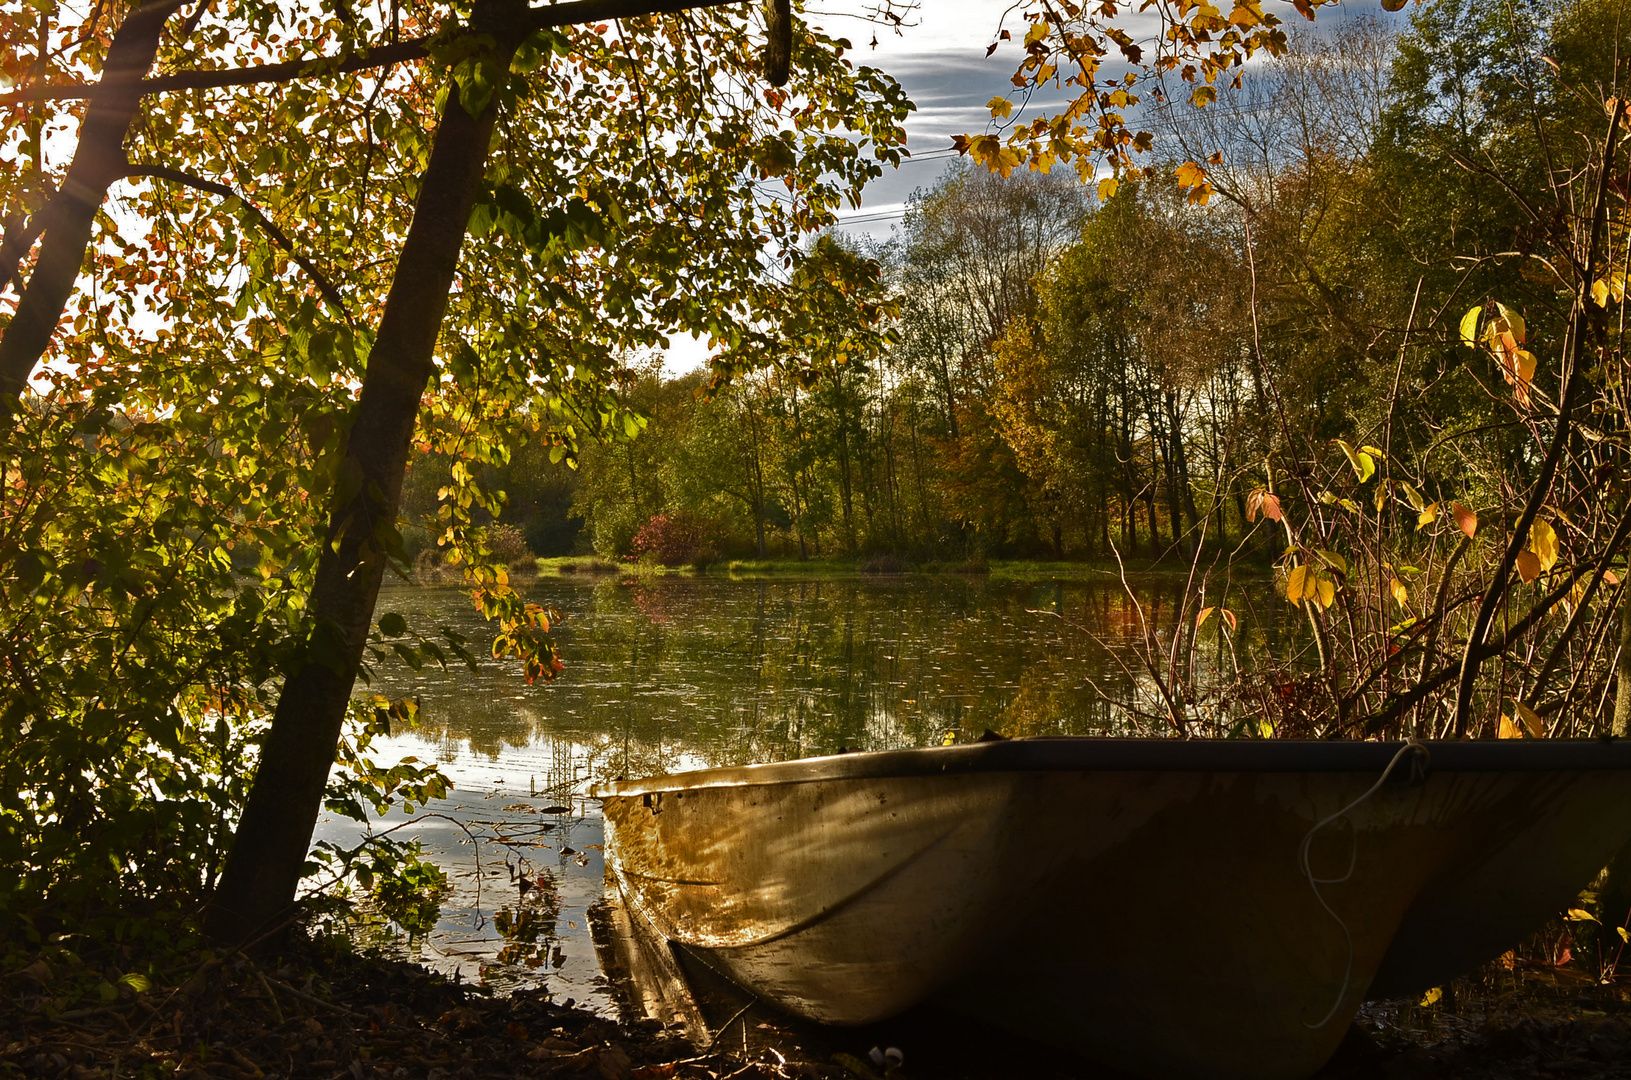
top-left (406, 0), bottom-right (1623, 567)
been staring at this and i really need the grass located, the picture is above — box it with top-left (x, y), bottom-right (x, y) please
top-left (532, 555), bottom-right (623, 576)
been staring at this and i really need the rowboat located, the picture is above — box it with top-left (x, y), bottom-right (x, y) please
top-left (593, 738), bottom-right (1631, 1080)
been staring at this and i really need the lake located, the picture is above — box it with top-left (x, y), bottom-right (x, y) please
top-left (320, 570), bottom-right (1211, 1013)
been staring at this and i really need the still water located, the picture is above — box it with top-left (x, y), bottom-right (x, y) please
top-left (321, 571), bottom-right (1199, 1012)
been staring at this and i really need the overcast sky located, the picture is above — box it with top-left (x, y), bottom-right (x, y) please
top-left (661, 0), bottom-right (1409, 373)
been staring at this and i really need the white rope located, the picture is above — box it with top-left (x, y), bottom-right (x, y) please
top-left (1299, 739), bottom-right (1429, 1030)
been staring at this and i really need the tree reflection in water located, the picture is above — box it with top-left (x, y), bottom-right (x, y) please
top-left (366, 572), bottom-right (1259, 782)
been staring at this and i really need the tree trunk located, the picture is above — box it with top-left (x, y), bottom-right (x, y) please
top-left (0, 0), bottom-right (188, 412)
top-left (204, 0), bottom-right (530, 945)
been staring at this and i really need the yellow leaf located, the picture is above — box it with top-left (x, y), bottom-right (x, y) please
top-left (1596, 278), bottom-right (1613, 307)
top-left (1417, 502), bottom-right (1439, 531)
top-left (1335, 439), bottom-right (1375, 483)
top-left (1515, 549), bottom-right (1541, 583)
top-left (1314, 575), bottom-right (1336, 610)
top-left (1391, 578), bottom-right (1409, 608)
top-left (1197, 606), bottom-right (1214, 627)
top-left (1315, 549), bottom-right (1348, 575)
top-left (1514, 701), bottom-right (1545, 737)
top-left (1097, 176), bottom-right (1119, 201)
top-left (1420, 987), bottom-right (1443, 1007)
top-left (1286, 564), bottom-right (1308, 606)
top-left (1174, 160), bottom-right (1208, 188)
top-left (1530, 518), bottom-right (1559, 571)
top-left (1220, 608), bottom-right (1237, 632)
top-left (1453, 502), bottom-right (1478, 539)
top-left (1509, 348), bottom-right (1537, 406)
top-left (1619, 927), bottom-right (1630, 943)
top-left (1495, 302), bottom-right (1526, 344)
top-left (987, 95), bottom-right (1014, 119)
top-left (1459, 306), bottom-right (1482, 348)
top-left (1400, 482), bottom-right (1426, 511)
top-left (1498, 714), bottom-right (1523, 739)
top-left (1567, 907), bottom-right (1599, 923)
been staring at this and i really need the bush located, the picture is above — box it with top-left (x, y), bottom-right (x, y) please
top-left (629, 511), bottom-right (714, 566)
top-left (487, 523), bottom-right (532, 567)
top-left (859, 553), bottom-right (911, 575)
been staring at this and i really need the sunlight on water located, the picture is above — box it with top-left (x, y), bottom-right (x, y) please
top-left (331, 572), bottom-right (1200, 1011)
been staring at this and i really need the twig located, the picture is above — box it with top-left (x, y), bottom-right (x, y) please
top-left (1452, 97), bottom-right (1627, 735)
top-left (702, 997), bottom-right (758, 1053)
top-left (121, 165), bottom-right (352, 323)
top-left (263, 975), bottom-right (367, 1021)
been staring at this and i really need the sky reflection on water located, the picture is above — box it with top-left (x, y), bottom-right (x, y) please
top-left (331, 572), bottom-right (1201, 1011)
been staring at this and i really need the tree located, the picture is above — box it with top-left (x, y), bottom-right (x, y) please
top-left (0, 0), bottom-right (909, 938)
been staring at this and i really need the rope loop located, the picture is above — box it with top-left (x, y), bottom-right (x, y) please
top-left (1300, 738), bottom-right (1430, 1030)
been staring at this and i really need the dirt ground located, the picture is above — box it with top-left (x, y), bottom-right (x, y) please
top-left (8, 937), bottom-right (1631, 1080)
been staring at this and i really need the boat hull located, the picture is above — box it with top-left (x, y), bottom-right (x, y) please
top-left (596, 739), bottom-right (1631, 1080)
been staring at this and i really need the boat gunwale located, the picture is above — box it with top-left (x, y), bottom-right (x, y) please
top-left (590, 737), bottom-right (1631, 798)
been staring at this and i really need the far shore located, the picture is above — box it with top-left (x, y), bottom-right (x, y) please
top-left (497, 553), bottom-right (1277, 582)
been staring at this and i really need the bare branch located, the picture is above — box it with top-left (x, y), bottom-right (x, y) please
top-left (1452, 98), bottom-right (1627, 735)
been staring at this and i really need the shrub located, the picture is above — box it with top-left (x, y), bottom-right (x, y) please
top-left (487, 523), bottom-right (532, 567)
top-left (859, 553), bottom-right (911, 575)
top-left (629, 511), bottom-right (714, 566)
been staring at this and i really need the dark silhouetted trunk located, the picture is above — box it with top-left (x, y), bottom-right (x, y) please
top-left (0, 0), bottom-right (187, 411)
top-left (204, 0), bottom-right (530, 945)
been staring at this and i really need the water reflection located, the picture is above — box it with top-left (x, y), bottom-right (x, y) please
top-left (370, 573), bottom-right (1199, 778)
top-left (342, 571), bottom-right (1216, 1010)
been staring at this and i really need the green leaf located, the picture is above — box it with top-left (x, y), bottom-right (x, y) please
top-left (379, 612), bottom-right (408, 638)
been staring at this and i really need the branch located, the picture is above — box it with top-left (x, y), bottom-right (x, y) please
top-left (0, 209), bottom-right (49, 297)
top-left (1529, 511), bottom-right (1631, 702)
top-left (1452, 97), bottom-right (1627, 737)
top-left (1, 0), bottom-right (750, 106)
top-left (1364, 539), bottom-right (1623, 736)
top-left (123, 165), bottom-right (352, 322)
top-left (0, 0), bottom-right (190, 412)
